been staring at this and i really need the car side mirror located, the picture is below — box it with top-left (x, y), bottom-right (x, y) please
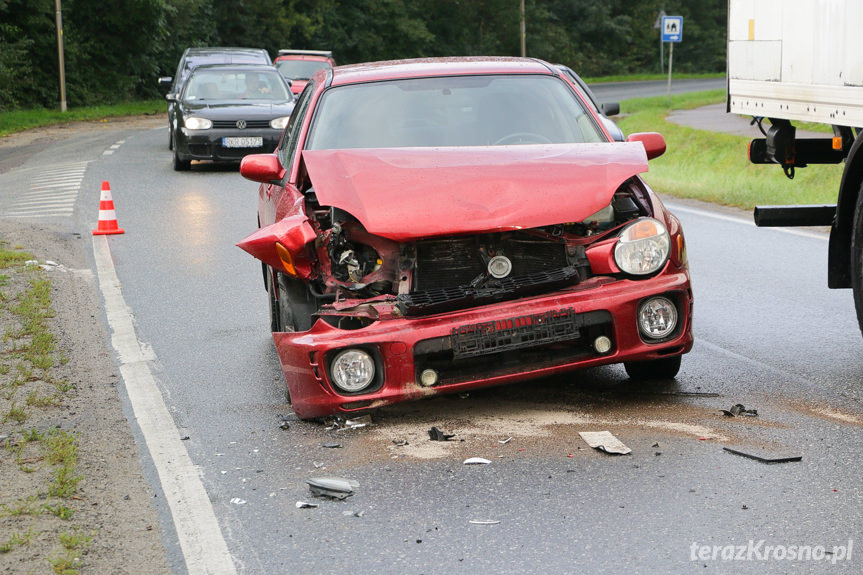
top-left (601, 102), bottom-right (620, 117)
top-left (626, 132), bottom-right (666, 160)
top-left (240, 153), bottom-right (285, 184)
top-left (165, 93), bottom-right (177, 102)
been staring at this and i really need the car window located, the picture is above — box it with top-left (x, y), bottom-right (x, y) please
top-left (306, 74), bottom-right (605, 150)
top-left (183, 70), bottom-right (292, 101)
top-left (279, 81), bottom-right (315, 169)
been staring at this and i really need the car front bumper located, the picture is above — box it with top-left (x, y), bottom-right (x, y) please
top-left (274, 268), bottom-right (693, 420)
top-left (177, 128), bottom-right (282, 162)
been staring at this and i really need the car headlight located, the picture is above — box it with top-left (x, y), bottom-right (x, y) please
top-left (330, 349), bottom-right (375, 393)
top-left (184, 116), bottom-right (212, 130)
top-left (270, 116), bottom-right (290, 130)
top-left (613, 218), bottom-right (670, 276)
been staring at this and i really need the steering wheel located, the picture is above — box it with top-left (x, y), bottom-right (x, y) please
top-left (493, 132), bottom-right (554, 145)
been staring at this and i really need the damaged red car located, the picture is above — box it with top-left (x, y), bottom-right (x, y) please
top-left (238, 57), bottom-right (693, 420)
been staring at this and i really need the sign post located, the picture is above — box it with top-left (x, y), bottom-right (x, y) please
top-left (661, 15), bottom-right (683, 103)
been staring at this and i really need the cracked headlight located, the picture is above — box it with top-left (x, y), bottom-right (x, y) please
top-left (613, 218), bottom-right (670, 276)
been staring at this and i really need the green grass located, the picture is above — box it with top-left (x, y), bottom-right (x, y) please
top-left (617, 90), bottom-right (842, 208)
top-left (585, 72), bottom-right (724, 84)
top-left (0, 99), bottom-right (164, 137)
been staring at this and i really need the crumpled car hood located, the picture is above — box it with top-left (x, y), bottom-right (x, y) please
top-left (302, 143), bottom-right (649, 241)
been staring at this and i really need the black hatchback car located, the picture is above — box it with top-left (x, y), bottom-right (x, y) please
top-left (168, 65), bottom-right (295, 171)
top-left (159, 47), bottom-right (273, 151)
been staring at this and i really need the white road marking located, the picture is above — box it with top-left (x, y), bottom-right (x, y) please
top-left (665, 202), bottom-right (830, 241)
top-left (92, 236), bottom-right (237, 575)
top-left (3, 161), bottom-right (88, 218)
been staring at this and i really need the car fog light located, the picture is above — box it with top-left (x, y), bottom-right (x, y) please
top-left (420, 369), bottom-right (438, 387)
top-left (593, 336), bottom-right (612, 354)
top-left (330, 349), bottom-right (375, 392)
top-left (637, 297), bottom-right (678, 339)
top-left (488, 255), bottom-right (512, 278)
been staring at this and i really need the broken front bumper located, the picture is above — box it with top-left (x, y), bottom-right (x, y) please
top-left (275, 270), bottom-right (693, 419)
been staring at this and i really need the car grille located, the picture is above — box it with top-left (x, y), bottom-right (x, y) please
top-left (414, 234), bottom-right (567, 291)
top-left (212, 119), bottom-right (271, 129)
top-left (399, 232), bottom-right (577, 315)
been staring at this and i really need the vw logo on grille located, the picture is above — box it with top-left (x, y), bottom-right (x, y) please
top-left (236, 120), bottom-right (247, 129)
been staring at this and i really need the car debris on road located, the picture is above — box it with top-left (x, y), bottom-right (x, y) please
top-left (306, 477), bottom-right (358, 500)
top-left (578, 431), bottom-right (632, 455)
top-left (722, 403), bottom-right (758, 417)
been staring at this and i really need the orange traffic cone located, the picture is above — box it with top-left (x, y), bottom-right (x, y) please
top-left (92, 181), bottom-right (125, 235)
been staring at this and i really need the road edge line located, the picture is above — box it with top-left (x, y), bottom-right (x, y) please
top-left (92, 235), bottom-right (237, 575)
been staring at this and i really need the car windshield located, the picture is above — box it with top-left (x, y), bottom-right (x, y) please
top-left (306, 74), bottom-right (606, 149)
top-left (183, 69), bottom-right (292, 101)
top-left (276, 60), bottom-right (331, 80)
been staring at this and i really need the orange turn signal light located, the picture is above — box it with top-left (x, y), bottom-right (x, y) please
top-left (275, 242), bottom-right (298, 276)
top-left (833, 137), bottom-right (843, 151)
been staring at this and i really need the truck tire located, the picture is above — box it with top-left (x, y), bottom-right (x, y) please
top-left (851, 185), bottom-right (863, 336)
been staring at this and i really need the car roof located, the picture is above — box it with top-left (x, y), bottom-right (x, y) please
top-left (184, 47), bottom-right (269, 56)
top-left (277, 49), bottom-right (333, 58)
top-left (329, 57), bottom-right (556, 87)
top-left (191, 63), bottom-right (280, 73)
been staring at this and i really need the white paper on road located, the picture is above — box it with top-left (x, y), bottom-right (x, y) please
top-left (579, 431), bottom-right (632, 455)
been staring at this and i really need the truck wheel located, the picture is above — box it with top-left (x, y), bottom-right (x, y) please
top-left (624, 356), bottom-right (681, 380)
top-left (851, 187), bottom-right (863, 336)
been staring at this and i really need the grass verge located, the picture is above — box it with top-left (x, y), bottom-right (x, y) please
top-left (617, 90), bottom-right (842, 208)
top-left (0, 100), bottom-right (164, 137)
top-left (0, 243), bottom-right (92, 573)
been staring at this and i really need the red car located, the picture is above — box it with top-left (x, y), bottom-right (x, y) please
top-left (274, 49), bottom-right (336, 95)
top-left (238, 57), bottom-right (693, 420)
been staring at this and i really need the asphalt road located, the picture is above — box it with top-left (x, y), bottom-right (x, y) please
top-left (0, 77), bottom-right (860, 574)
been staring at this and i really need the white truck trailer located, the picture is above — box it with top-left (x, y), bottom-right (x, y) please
top-left (727, 0), bottom-right (863, 334)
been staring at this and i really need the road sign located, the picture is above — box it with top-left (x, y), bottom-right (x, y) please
top-left (662, 16), bottom-right (683, 43)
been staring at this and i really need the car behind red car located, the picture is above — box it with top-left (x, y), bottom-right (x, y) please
top-left (238, 57), bottom-right (693, 420)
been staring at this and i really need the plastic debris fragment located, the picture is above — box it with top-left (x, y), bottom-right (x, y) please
top-left (230, 498), bottom-right (246, 505)
top-left (498, 437), bottom-right (513, 445)
top-left (723, 447), bottom-right (801, 464)
top-left (322, 442), bottom-right (343, 449)
top-left (469, 519), bottom-right (501, 525)
top-left (578, 431), bottom-right (632, 455)
top-left (296, 501), bottom-right (319, 509)
top-left (428, 426), bottom-right (455, 441)
top-left (722, 404), bottom-right (758, 417)
top-left (306, 477), bottom-right (359, 500)
top-left (463, 457), bottom-right (491, 465)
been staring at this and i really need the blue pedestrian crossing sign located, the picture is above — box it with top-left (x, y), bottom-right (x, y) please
top-left (661, 16), bottom-right (683, 43)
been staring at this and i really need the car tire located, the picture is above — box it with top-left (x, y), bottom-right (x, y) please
top-left (852, 183), bottom-right (863, 337)
top-left (172, 138), bottom-right (191, 171)
top-left (168, 126), bottom-right (173, 150)
top-left (267, 270), bottom-right (282, 332)
top-left (623, 355), bottom-right (682, 380)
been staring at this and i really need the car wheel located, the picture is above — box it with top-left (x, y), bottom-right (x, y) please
top-left (267, 269), bottom-right (283, 332)
top-left (172, 138), bottom-right (191, 171)
top-left (852, 183), bottom-right (863, 338)
top-left (168, 125), bottom-right (173, 150)
top-left (624, 355), bottom-right (682, 380)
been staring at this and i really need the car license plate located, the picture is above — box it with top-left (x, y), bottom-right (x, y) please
top-left (222, 137), bottom-right (263, 148)
top-left (451, 307), bottom-right (582, 359)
